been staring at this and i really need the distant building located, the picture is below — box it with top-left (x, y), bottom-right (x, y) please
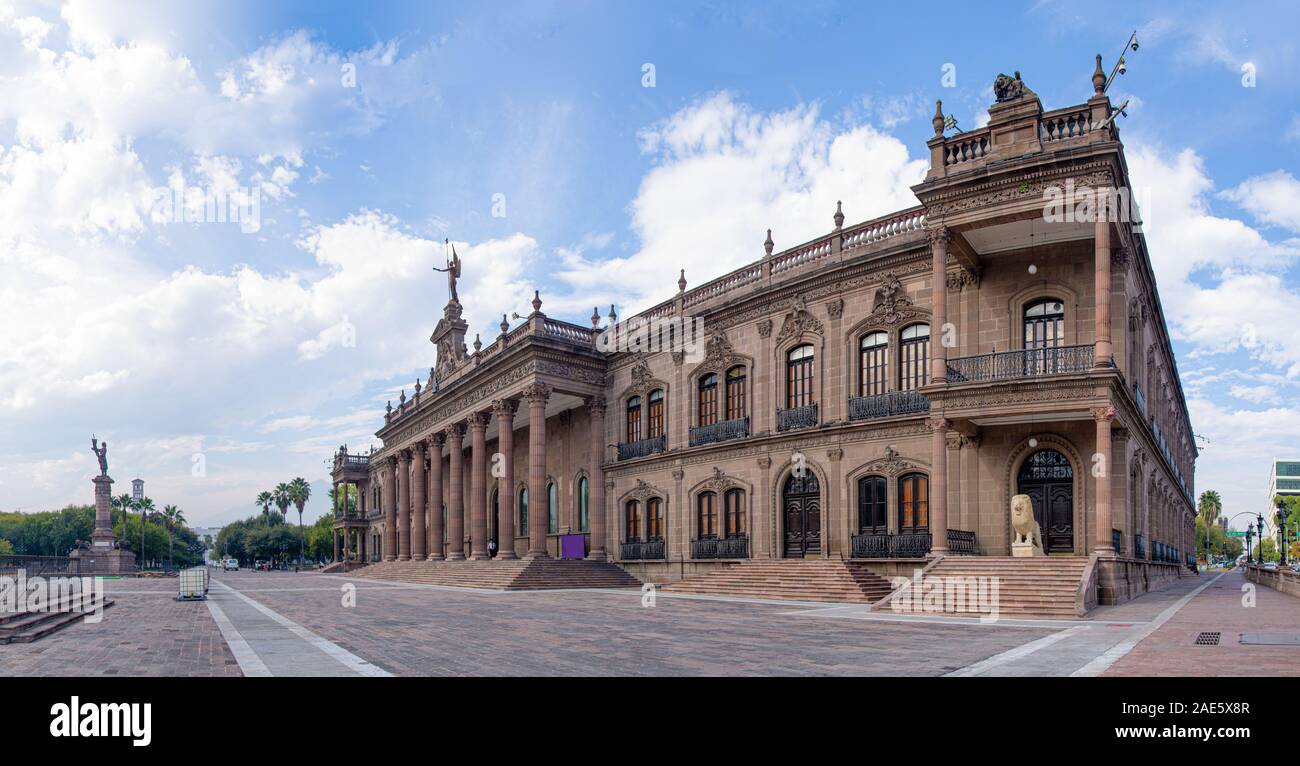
top-left (1268, 458), bottom-right (1300, 528)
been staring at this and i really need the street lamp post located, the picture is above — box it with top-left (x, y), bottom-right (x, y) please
top-left (1245, 529), bottom-right (1254, 564)
top-left (1257, 513), bottom-right (1266, 564)
top-left (1278, 500), bottom-right (1290, 567)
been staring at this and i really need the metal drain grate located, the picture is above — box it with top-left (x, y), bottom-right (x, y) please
top-left (1194, 631), bottom-right (1221, 646)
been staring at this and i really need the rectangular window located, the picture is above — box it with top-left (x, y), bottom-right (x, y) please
top-left (647, 498), bottom-right (663, 540)
top-left (724, 490), bottom-right (746, 537)
top-left (899, 339), bottom-right (927, 392)
top-left (698, 492), bottom-right (717, 538)
top-left (725, 369), bottom-right (746, 421)
top-left (648, 393), bottom-right (664, 437)
top-left (626, 403), bottom-right (642, 442)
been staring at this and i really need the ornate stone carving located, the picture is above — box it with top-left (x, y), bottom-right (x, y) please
top-left (947, 266), bottom-right (981, 292)
top-left (700, 467), bottom-right (737, 493)
top-left (926, 226), bottom-right (951, 248)
top-left (774, 296), bottom-right (824, 345)
top-left (491, 398), bottom-right (518, 419)
top-left (630, 358), bottom-right (654, 390)
top-left (993, 71), bottom-right (1032, 102)
top-left (865, 273), bottom-right (927, 326)
top-left (1090, 405), bottom-right (1117, 422)
top-left (858, 445), bottom-right (925, 477)
top-left (757, 456), bottom-right (772, 469)
top-left (757, 318), bottom-right (773, 338)
top-left (522, 382), bottom-right (553, 404)
top-left (1010, 494), bottom-right (1044, 556)
top-left (694, 331), bottom-right (747, 376)
top-left (926, 416), bottom-right (950, 432)
top-left (827, 447), bottom-right (843, 462)
top-left (585, 396), bottom-right (606, 415)
top-left (443, 422), bottom-right (465, 442)
top-left (1111, 247), bottom-right (1130, 271)
top-left (826, 298), bottom-right (844, 320)
top-left (625, 479), bottom-right (663, 501)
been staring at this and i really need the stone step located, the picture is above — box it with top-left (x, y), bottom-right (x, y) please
top-left (349, 560), bottom-right (640, 590)
top-left (662, 560), bottom-right (893, 603)
top-left (0, 599), bottom-right (115, 644)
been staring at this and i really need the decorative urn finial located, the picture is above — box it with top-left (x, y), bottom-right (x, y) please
top-left (399, 389), bottom-right (406, 405)
top-left (678, 269), bottom-right (687, 292)
top-left (386, 400), bottom-right (392, 416)
top-left (473, 333), bottom-right (482, 352)
top-left (932, 99), bottom-right (944, 136)
top-left (608, 304), bottom-right (617, 324)
top-left (833, 200), bottom-right (844, 230)
top-left (532, 290), bottom-right (542, 313)
top-left (500, 313), bottom-right (509, 335)
top-left (1092, 53), bottom-right (1106, 95)
top-left (763, 228), bottom-right (774, 257)
top-left (415, 378), bottom-right (422, 395)
top-left (591, 306), bottom-right (601, 328)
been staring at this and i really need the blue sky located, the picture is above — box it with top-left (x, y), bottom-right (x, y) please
top-left (0, 0), bottom-right (1297, 529)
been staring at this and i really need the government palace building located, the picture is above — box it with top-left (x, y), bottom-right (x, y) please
top-left (329, 62), bottom-right (1197, 615)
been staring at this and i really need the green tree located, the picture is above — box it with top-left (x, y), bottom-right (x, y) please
top-left (256, 490), bottom-right (273, 519)
top-left (1197, 490), bottom-right (1222, 528)
top-left (287, 477), bottom-right (311, 566)
top-left (160, 505), bottom-right (185, 570)
top-left (0, 538), bottom-right (14, 555)
top-left (273, 482), bottom-right (292, 522)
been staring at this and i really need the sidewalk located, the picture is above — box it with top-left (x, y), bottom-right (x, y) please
top-left (1105, 568), bottom-right (1300, 676)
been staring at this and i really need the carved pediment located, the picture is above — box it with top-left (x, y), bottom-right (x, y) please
top-left (859, 445), bottom-right (926, 477)
top-left (694, 331), bottom-right (747, 376)
top-left (775, 296), bottom-right (824, 344)
top-left (866, 274), bottom-right (927, 326)
top-left (624, 478), bottom-right (664, 502)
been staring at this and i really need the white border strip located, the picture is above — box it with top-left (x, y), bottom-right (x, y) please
top-left (205, 597), bottom-right (271, 677)
top-left (1070, 571), bottom-right (1227, 677)
top-left (212, 580), bottom-right (392, 677)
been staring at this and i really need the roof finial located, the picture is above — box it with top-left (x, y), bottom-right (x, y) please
top-left (678, 269), bottom-right (687, 293)
top-left (531, 290), bottom-right (542, 313)
top-left (833, 200), bottom-right (844, 230)
top-left (473, 333), bottom-right (482, 353)
top-left (608, 304), bottom-right (617, 324)
top-left (932, 99), bottom-right (944, 136)
top-left (415, 377), bottom-right (422, 395)
top-left (591, 306), bottom-right (600, 328)
top-left (500, 313), bottom-right (509, 335)
top-left (763, 228), bottom-right (774, 257)
top-left (1092, 53), bottom-right (1106, 95)
top-left (399, 389), bottom-right (406, 405)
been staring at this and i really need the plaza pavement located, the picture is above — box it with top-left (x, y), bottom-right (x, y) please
top-left (1, 566), bottom-right (1294, 677)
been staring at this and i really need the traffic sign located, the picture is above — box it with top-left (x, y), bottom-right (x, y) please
top-left (1227, 530), bottom-right (1250, 537)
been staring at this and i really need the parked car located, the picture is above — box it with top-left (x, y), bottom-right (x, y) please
top-left (223, 558), bottom-right (239, 571)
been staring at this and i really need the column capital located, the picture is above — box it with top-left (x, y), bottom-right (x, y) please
top-left (398, 448), bottom-right (412, 462)
top-left (410, 440), bottom-right (426, 456)
top-left (492, 397), bottom-right (519, 419)
top-left (426, 431), bottom-right (445, 449)
top-left (443, 422), bottom-right (465, 442)
top-left (467, 411), bottom-right (491, 432)
top-left (1090, 404), bottom-right (1117, 423)
top-left (386, 455), bottom-right (398, 468)
top-left (925, 416), bottom-right (950, 432)
top-left (585, 396), bottom-right (607, 415)
top-left (522, 382), bottom-right (553, 403)
top-left (926, 225), bottom-right (951, 248)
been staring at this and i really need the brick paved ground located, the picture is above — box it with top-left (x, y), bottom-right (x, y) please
top-left (0, 577), bottom-right (240, 677)
top-left (1105, 568), bottom-right (1300, 677)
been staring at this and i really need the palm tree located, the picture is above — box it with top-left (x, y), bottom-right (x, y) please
top-left (287, 477), bottom-right (311, 567)
top-left (112, 493), bottom-right (134, 538)
top-left (256, 491), bottom-right (273, 519)
top-left (161, 505), bottom-right (185, 570)
top-left (1197, 490), bottom-right (1223, 526)
top-left (273, 483), bottom-right (292, 522)
top-left (136, 497), bottom-right (155, 569)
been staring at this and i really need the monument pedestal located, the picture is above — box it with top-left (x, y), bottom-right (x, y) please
top-left (70, 473), bottom-right (137, 574)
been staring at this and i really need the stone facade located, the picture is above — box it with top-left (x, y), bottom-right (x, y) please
top-left (330, 66), bottom-right (1198, 598)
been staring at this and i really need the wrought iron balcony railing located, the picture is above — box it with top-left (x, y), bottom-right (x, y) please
top-left (617, 435), bottom-right (666, 461)
top-left (848, 390), bottom-right (929, 421)
top-left (1134, 533), bottom-right (1146, 560)
top-left (946, 345), bottom-right (1093, 384)
top-left (689, 417), bottom-right (749, 447)
top-left (947, 529), bottom-right (978, 555)
top-left (776, 404), bottom-right (818, 432)
top-left (691, 536), bottom-right (750, 560)
top-left (850, 531), bottom-right (933, 559)
top-left (620, 538), bottom-right (666, 561)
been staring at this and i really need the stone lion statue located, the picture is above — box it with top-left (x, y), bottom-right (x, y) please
top-left (1010, 494), bottom-right (1044, 555)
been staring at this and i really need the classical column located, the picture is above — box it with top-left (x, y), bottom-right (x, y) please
top-left (1093, 405), bottom-right (1116, 555)
top-left (928, 416), bottom-right (949, 553)
top-left (427, 434), bottom-right (445, 560)
top-left (1094, 204), bottom-right (1113, 367)
top-left (332, 528), bottom-right (339, 563)
top-left (468, 412), bottom-right (491, 559)
top-left (397, 449), bottom-right (412, 561)
top-left (359, 530), bottom-right (366, 562)
top-left (445, 423), bottom-right (466, 560)
top-left (410, 440), bottom-right (427, 560)
top-left (928, 227), bottom-right (950, 385)
top-left (493, 398), bottom-right (519, 560)
top-left (524, 382), bottom-right (553, 558)
top-left (586, 397), bottom-right (607, 560)
top-left (382, 458), bottom-right (397, 561)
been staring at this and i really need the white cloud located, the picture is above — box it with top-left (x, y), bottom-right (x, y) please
top-left (1220, 170), bottom-right (1300, 233)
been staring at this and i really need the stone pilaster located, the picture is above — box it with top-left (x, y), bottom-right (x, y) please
top-left (1095, 208), bottom-right (1113, 367)
top-left (1093, 405), bottom-right (1117, 555)
top-left (410, 440), bottom-right (427, 560)
top-left (382, 458), bottom-right (397, 561)
top-left (397, 449), bottom-right (412, 561)
top-left (492, 398), bottom-right (519, 560)
top-left (523, 382), bottom-right (552, 559)
top-left (445, 423), bottom-right (466, 561)
top-left (927, 227), bottom-right (950, 385)
top-left (927, 416), bottom-right (949, 553)
top-left (468, 411), bottom-right (490, 559)
top-left (586, 397), bottom-right (607, 560)
top-left (427, 433), bottom-right (445, 560)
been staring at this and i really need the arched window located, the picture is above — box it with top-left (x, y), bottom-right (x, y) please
top-left (1024, 298), bottom-right (1065, 350)
top-left (899, 324), bottom-right (929, 391)
top-left (647, 389), bottom-right (665, 438)
top-left (518, 487), bottom-right (529, 536)
top-left (698, 372), bottom-right (718, 427)
top-left (625, 500), bottom-right (641, 541)
top-left (857, 475), bottom-right (887, 533)
top-left (860, 331), bottom-right (889, 397)
top-left (786, 344), bottom-right (815, 408)
top-left (626, 396), bottom-right (642, 441)
top-left (578, 477), bottom-right (589, 532)
top-left (725, 366), bottom-right (747, 421)
top-left (898, 473), bottom-right (929, 532)
top-left (697, 491), bottom-right (718, 538)
top-left (646, 497), bottom-right (663, 540)
top-left (724, 488), bottom-right (746, 538)
top-left (547, 482), bottom-right (558, 534)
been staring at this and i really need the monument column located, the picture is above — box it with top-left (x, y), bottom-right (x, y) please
top-left (524, 382), bottom-right (553, 559)
top-left (492, 398), bottom-right (519, 560)
top-left (410, 441), bottom-right (427, 560)
top-left (928, 227), bottom-right (950, 385)
top-left (1093, 405), bottom-right (1116, 555)
top-left (468, 412), bottom-right (491, 559)
top-left (445, 423), bottom-right (467, 560)
top-left (397, 450), bottom-right (412, 560)
top-left (91, 475), bottom-right (115, 548)
top-left (928, 416), bottom-right (949, 554)
top-left (427, 434), bottom-right (445, 560)
top-left (382, 458), bottom-right (397, 561)
top-left (586, 397), bottom-right (608, 560)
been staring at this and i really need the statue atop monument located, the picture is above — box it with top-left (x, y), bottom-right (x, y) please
top-left (432, 239), bottom-right (462, 303)
top-left (91, 435), bottom-right (108, 477)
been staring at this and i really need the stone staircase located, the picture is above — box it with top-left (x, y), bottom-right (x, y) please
top-left (0, 594), bottom-right (115, 644)
top-left (910, 556), bottom-right (1091, 618)
top-left (345, 558), bottom-right (641, 590)
top-left (661, 559), bottom-right (895, 603)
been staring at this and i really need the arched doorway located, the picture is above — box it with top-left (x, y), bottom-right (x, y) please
top-left (1017, 449), bottom-right (1074, 553)
top-left (783, 472), bottom-right (821, 558)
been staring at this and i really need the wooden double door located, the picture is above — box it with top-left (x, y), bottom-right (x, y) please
top-left (1017, 449), bottom-right (1074, 553)
top-left (783, 473), bottom-right (821, 558)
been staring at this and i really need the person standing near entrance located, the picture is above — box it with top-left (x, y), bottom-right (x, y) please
top-left (487, 539), bottom-right (498, 558)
